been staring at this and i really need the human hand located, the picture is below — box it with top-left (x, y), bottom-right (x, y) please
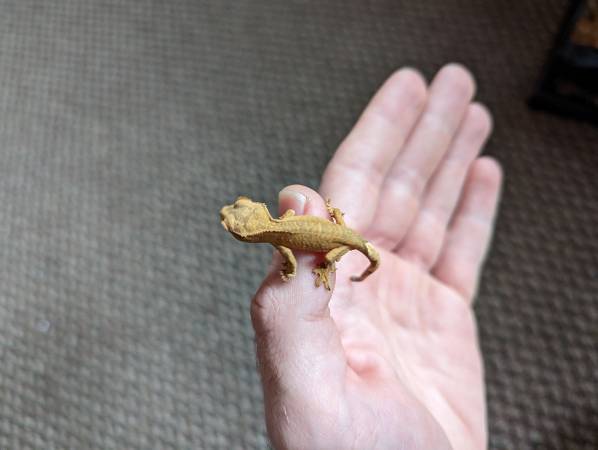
top-left (251, 64), bottom-right (503, 450)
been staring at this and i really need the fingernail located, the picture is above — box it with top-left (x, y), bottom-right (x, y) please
top-left (279, 189), bottom-right (307, 214)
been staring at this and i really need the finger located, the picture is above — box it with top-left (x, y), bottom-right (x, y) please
top-left (251, 185), bottom-right (347, 440)
top-left (396, 103), bottom-right (493, 268)
top-left (319, 68), bottom-right (427, 232)
top-left (367, 63), bottom-right (476, 248)
top-left (432, 157), bottom-right (503, 302)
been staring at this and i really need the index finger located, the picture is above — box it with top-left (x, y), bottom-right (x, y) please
top-left (319, 68), bottom-right (427, 232)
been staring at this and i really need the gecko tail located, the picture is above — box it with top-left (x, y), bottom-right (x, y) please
top-left (351, 242), bottom-right (380, 282)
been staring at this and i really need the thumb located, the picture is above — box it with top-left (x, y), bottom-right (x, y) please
top-left (258, 184), bottom-right (334, 318)
top-left (251, 185), bottom-right (347, 426)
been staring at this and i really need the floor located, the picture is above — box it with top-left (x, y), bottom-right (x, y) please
top-left (0, 1), bottom-right (596, 448)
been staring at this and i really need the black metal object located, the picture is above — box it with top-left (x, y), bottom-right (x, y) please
top-left (530, 0), bottom-right (598, 124)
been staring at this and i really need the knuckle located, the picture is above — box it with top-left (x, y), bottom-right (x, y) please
top-left (251, 284), bottom-right (282, 334)
top-left (400, 211), bottom-right (447, 268)
top-left (401, 243), bottom-right (438, 269)
top-left (390, 165), bottom-right (426, 200)
top-left (420, 112), bottom-right (454, 143)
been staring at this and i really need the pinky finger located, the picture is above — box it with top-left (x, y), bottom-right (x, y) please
top-left (432, 156), bottom-right (503, 303)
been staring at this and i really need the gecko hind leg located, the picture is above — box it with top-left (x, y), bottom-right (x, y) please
top-left (325, 199), bottom-right (346, 226)
top-left (313, 245), bottom-right (350, 290)
top-left (275, 245), bottom-right (297, 281)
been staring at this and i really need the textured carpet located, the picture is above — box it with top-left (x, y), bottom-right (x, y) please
top-left (0, 0), bottom-right (596, 449)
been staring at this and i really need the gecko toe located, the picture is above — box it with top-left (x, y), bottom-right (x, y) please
top-left (312, 265), bottom-right (334, 290)
top-left (280, 271), bottom-right (296, 282)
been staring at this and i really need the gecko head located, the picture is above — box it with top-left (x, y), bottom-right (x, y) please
top-left (220, 196), bottom-right (271, 237)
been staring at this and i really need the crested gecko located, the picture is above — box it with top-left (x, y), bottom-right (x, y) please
top-left (220, 196), bottom-right (380, 289)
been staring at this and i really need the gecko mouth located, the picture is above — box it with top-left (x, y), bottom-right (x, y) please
top-left (220, 209), bottom-right (230, 231)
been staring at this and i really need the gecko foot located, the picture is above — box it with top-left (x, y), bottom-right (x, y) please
top-left (280, 261), bottom-right (296, 282)
top-left (325, 199), bottom-right (346, 226)
top-left (312, 263), bottom-right (336, 290)
top-left (280, 271), bottom-right (296, 282)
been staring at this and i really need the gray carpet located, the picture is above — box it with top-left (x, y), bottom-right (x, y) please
top-left (0, 0), bottom-right (596, 449)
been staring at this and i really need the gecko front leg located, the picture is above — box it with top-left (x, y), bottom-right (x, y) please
top-left (325, 199), bottom-right (346, 226)
top-left (275, 245), bottom-right (297, 281)
top-left (313, 245), bottom-right (350, 290)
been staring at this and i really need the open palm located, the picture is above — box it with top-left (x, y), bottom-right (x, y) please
top-left (251, 64), bottom-right (502, 450)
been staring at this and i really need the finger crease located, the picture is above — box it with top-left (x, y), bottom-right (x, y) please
top-left (420, 112), bottom-right (457, 142)
top-left (332, 152), bottom-right (388, 188)
top-left (389, 165), bottom-right (426, 198)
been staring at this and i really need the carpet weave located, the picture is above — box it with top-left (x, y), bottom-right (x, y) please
top-left (0, 0), bottom-right (596, 449)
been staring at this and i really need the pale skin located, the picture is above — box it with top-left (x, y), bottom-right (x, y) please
top-left (251, 63), bottom-right (503, 449)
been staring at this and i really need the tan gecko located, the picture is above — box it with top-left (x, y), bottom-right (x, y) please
top-left (220, 196), bottom-right (380, 289)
